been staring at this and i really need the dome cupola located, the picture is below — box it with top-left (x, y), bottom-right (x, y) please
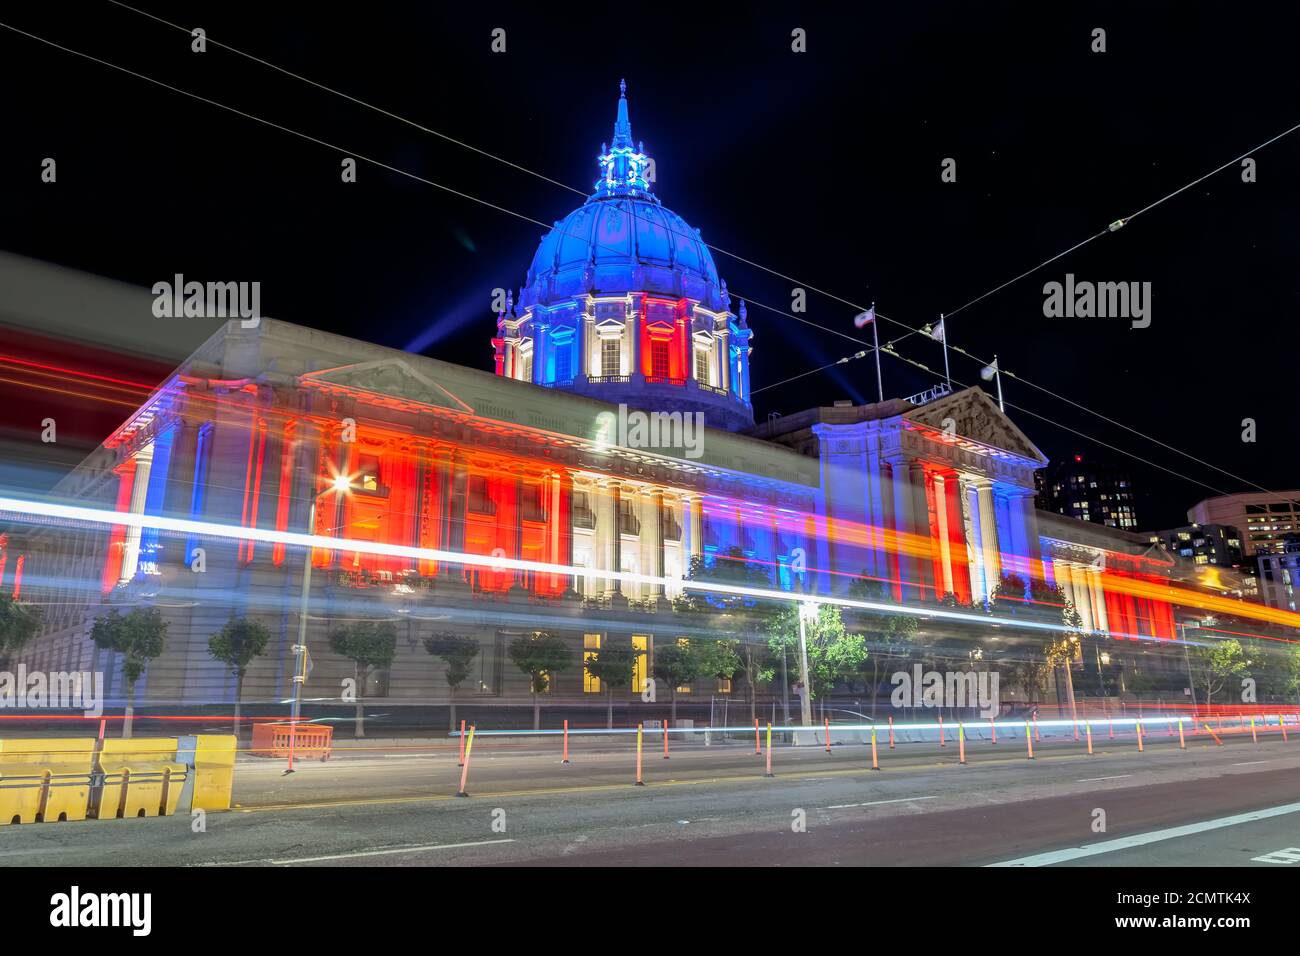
top-left (494, 82), bottom-right (754, 433)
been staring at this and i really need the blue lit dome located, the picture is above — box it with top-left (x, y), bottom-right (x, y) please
top-left (521, 80), bottom-right (726, 312)
top-left (525, 199), bottom-right (723, 309)
top-left (497, 81), bottom-right (754, 433)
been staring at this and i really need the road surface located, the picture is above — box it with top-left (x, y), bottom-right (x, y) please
top-left (2, 730), bottom-right (1297, 866)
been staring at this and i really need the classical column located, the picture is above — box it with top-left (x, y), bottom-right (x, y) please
top-left (1053, 558), bottom-right (1075, 616)
top-left (583, 313), bottom-right (596, 379)
top-left (119, 442), bottom-right (154, 583)
top-left (645, 488), bottom-right (664, 601)
top-left (687, 494), bottom-right (704, 565)
top-left (605, 480), bottom-right (622, 596)
top-left (975, 479), bottom-right (1002, 598)
top-left (718, 326), bottom-right (731, 393)
top-left (1069, 562), bottom-right (1095, 632)
top-left (1089, 568), bottom-right (1109, 634)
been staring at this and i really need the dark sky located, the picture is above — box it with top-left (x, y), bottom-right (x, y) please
top-left (3, 1), bottom-right (1298, 528)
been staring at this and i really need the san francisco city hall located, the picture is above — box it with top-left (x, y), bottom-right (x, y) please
top-left (5, 85), bottom-right (1195, 717)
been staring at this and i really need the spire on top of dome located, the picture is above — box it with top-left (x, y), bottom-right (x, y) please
top-left (593, 79), bottom-right (655, 201)
top-left (612, 78), bottom-right (633, 149)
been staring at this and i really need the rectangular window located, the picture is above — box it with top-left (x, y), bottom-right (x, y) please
top-left (584, 634), bottom-right (601, 693)
top-left (602, 338), bottom-right (621, 377)
top-left (651, 340), bottom-right (670, 378)
top-left (358, 454), bottom-right (381, 493)
top-left (555, 345), bottom-right (572, 383)
top-left (676, 637), bottom-right (692, 694)
top-left (476, 633), bottom-right (506, 696)
top-left (695, 346), bottom-right (710, 384)
top-left (468, 475), bottom-right (495, 514)
top-left (632, 635), bottom-right (651, 695)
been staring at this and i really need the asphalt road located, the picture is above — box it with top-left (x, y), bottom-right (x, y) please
top-left (1, 730), bottom-right (1297, 866)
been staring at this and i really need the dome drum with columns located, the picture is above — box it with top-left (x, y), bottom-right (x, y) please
top-left (493, 81), bottom-right (755, 432)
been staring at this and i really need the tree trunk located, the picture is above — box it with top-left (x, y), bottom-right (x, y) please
top-left (123, 681), bottom-right (135, 739)
top-left (870, 657), bottom-right (880, 717)
top-left (670, 688), bottom-right (678, 723)
top-left (449, 684), bottom-right (457, 733)
top-left (606, 688), bottom-right (614, 729)
top-left (533, 689), bottom-right (541, 731)
top-left (355, 665), bottom-right (366, 738)
top-left (234, 671), bottom-right (244, 742)
top-left (746, 647), bottom-right (757, 724)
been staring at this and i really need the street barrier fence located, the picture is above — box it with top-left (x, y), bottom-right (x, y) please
top-left (0, 734), bottom-right (237, 825)
top-left (249, 722), bottom-right (333, 761)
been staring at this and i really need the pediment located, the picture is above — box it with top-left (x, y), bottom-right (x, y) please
top-left (300, 359), bottom-right (472, 413)
top-left (904, 386), bottom-right (1046, 464)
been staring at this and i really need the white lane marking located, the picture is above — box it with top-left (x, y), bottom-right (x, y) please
top-left (269, 837), bottom-right (512, 868)
top-left (268, 838), bottom-right (515, 865)
top-left (1233, 760), bottom-right (1270, 766)
top-left (1077, 774), bottom-right (1132, 783)
top-left (1252, 847), bottom-right (1300, 864)
top-left (988, 801), bottom-right (1300, 867)
top-left (821, 796), bottom-right (939, 810)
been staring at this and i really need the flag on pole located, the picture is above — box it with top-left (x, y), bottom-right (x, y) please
top-left (926, 318), bottom-right (946, 342)
top-left (852, 304), bottom-right (884, 404)
top-left (980, 358), bottom-right (999, 381)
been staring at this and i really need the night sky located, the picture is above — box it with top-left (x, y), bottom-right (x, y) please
top-left (3, 1), bottom-right (1298, 528)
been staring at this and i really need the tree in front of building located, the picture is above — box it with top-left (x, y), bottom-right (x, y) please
top-left (695, 638), bottom-right (744, 717)
top-left (1190, 638), bottom-right (1250, 705)
top-left (583, 640), bottom-right (636, 728)
top-left (207, 617), bottom-right (270, 740)
top-left (847, 576), bottom-right (921, 716)
top-left (991, 575), bottom-right (1083, 714)
top-left (328, 620), bottom-right (398, 738)
top-left (762, 604), bottom-right (867, 709)
top-left (508, 630), bottom-right (571, 730)
top-left (424, 632), bottom-right (479, 731)
top-left (681, 546), bottom-right (769, 717)
top-left (90, 606), bottom-right (168, 738)
top-left (0, 593), bottom-right (43, 668)
top-left (652, 639), bottom-right (702, 723)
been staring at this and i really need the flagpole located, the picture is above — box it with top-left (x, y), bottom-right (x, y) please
top-left (871, 302), bottom-right (883, 404)
top-left (940, 313), bottom-right (951, 392)
top-left (994, 354), bottom-right (1004, 412)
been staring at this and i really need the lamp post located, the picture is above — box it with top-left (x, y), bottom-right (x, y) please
top-left (796, 600), bottom-right (817, 727)
top-left (285, 473), bottom-right (352, 774)
top-left (1180, 620), bottom-right (1199, 711)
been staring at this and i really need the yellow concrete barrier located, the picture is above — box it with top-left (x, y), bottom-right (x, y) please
top-left (98, 738), bottom-right (187, 819)
top-left (192, 735), bottom-right (236, 811)
top-left (0, 738), bottom-right (96, 825)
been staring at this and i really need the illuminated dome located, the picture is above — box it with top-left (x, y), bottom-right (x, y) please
top-left (522, 80), bottom-right (725, 311)
top-left (525, 198), bottom-right (724, 309)
top-left (496, 81), bottom-right (754, 432)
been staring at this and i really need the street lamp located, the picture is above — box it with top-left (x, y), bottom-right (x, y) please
top-left (285, 473), bottom-right (353, 774)
top-left (796, 600), bottom-right (817, 727)
top-left (1180, 620), bottom-right (1199, 711)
